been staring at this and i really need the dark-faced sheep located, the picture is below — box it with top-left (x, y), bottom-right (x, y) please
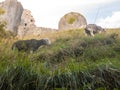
top-left (12, 38), bottom-right (51, 53)
top-left (84, 24), bottom-right (106, 36)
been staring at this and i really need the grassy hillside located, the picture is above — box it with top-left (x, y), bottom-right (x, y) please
top-left (0, 28), bottom-right (120, 90)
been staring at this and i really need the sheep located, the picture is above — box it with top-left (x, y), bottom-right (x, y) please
top-left (84, 24), bottom-right (106, 36)
top-left (12, 38), bottom-right (51, 53)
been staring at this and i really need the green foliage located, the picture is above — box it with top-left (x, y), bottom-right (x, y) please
top-left (0, 8), bottom-right (6, 38)
top-left (0, 8), bottom-right (14, 39)
top-left (67, 17), bottom-right (76, 24)
top-left (0, 21), bottom-right (6, 37)
top-left (0, 29), bottom-right (120, 89)
top-left (0, 20), bottom-right (14, 39)
top-left (64, 14), bottom-right (77, 24)
top-left (0, 8), bottom-right (5, 15)
top-left (96, 87), bottom-right (105, 90)
top-left (54, 88), bottom-right (67, 90)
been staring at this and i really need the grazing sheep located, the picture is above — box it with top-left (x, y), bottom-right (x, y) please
top-left (84, 24), bottom-right (106, 36)
top-left (12, 38), bottom-right (51, 53)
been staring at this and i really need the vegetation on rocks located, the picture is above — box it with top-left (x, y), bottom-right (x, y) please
top-left (59, 12), bottom-right (87, 30)
top-left (66, 16), bottom-right (76, 24)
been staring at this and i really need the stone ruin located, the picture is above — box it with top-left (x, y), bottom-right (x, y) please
top-left (0, 0), bottom-right (88, 38)
top-left (59, 12), bottom-right (87, 30)
top-left (17, 9), bottom-right (36, 37)
top-left (17, 9), bottom-right (57, 38)
top-left (0, 0), bottom-right (57, 38)
top-left (20, 9), bottom-right (36, 28)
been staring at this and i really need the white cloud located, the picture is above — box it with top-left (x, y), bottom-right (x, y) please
top-left (96, 11), bottom-right (120, 28)
top-left (0, 0), bottom-right (119, 28)
top-left (17, 0), bottom-right (119, 28)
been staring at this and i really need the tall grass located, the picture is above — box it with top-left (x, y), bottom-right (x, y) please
top-left (0, 28), bottom-right (120, 89)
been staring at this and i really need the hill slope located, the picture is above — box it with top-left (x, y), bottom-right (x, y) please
top-left (0, 29), bottom-right (120, 90)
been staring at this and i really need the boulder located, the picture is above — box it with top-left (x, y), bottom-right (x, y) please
top-left (84, 24), bottom-right (106, 36)
top-left (58, 12), bottom-right (87, 30)
top-left (0, 0), bottom-right (23, 35)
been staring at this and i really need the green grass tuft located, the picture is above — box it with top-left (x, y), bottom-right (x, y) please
top-left (0, 29), bottom-right (120, 89)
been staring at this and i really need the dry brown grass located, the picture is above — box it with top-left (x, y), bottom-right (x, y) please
top-left (17, 29), bottom-right (84, 42)
top-left (1, 28), bottom-right (119, 49)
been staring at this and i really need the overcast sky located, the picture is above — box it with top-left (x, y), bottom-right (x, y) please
top-left (0, 0), bottom-right (120, 28)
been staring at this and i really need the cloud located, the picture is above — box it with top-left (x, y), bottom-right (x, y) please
top-left (0, 0), bottom-right (119, 28)
top-left (16, 0), bottom-right (119, 28)
top-left (96, 11), bottom-right (120, 28)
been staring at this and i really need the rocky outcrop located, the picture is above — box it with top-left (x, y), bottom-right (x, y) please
top-left (0, 0), bottom-right (23, 35)
top-left (17, 9), bottom-right (57, 38)
top-left (58, 12), bottom-right (87, 30)
top-left (0, 1), bottom-right (87, 37)
top-left (18, 26), bottom-right (57, 38)
top-left (20, 9), bottom-right (35, 28)
top-left (17, 9), bottom-right (36, 37)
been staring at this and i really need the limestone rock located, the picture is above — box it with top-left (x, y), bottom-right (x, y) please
top-left (58, 12), bottom-right (87, 30)
top-left (17, 9), bottom-right (57, 38)
top-left (0, 0), bottom-right (23, 35)
top-left (18, 25), bottom-right (57, 38)
top-left (17, 9), bottom-right (37, 37)
top-left (20, 9), bottom-right (35, 27)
